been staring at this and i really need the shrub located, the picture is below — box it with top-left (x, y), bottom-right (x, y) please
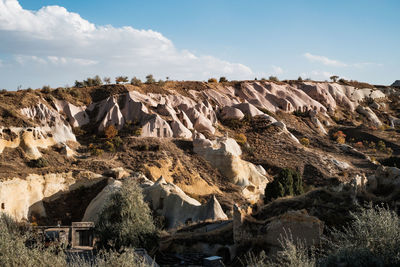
top-left (130, 77), bottom-right (142, 86)
top-left (145, 74), bottom-right (156, 84)
top-left (244, 234), bottom-right (315, 267)
top-left (103, 77), bottom-right (111, 84)
top-left (367, 141), bottom-right (376, 149)
top-left (264, 168), bottom-right (303, 202)
top-left (95, 179), bottom-right (158, 250)
top-left (0, 214), bottom-right (66, 267)
top-left (332, 131), bottom-right (346, 144)
top-left (105, 141), bottom-right (115, 153)
top-left (354, 141), bottom-right (364, 149)
top-left (90, 148), bottom-right (104, 157)
top-left (269, 76), bottom-right (279, 82)
top-left (234, 133), bottom-right (247, 145)
top-left (28, 157), bottom-right (48, 168)
top-left (74, 80), bottom-right (84, 88)
top-left (221, 118), bottom-right (247, 130)
top-left (297, 76), bottom-right (303, 81)
top-left (112, 136), bottom-right (123, 148)
top-left (300, 137), bottom-right (310, 147)
top-left (219, 76), bottom-right (228, 83)
top-left (385, 147), bottom-right (393, 156)
top-left (104, 125), bottom-right (118, 139)
top-left (115, 76), bottom-right (129, 84)
top-left (322, 205), bottom-right (400, 266)
top-left (157, 79), bottom-right (165, 86)
top-left (208, 78), bottom-right (217, 83)
top-left (330, 75), bottom-right (339, 82)
top-left (377, 140), bottom-right (386, 152)
top-left (41, 85), bottom-right (51, 94)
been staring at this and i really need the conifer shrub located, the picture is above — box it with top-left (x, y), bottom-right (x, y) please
top-left (264, 168), bottom-right (303, 202)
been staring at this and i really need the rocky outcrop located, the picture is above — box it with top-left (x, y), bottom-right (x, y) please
top-left (82, 178), bottom-right (122, 223)
top-left (54, 100), bottom-right (89, 128)
top-left (233, 205), bottom-right (324, 248)
top-left (193, 135), bottom-right (268, 202)
top-left (366, 166), bottom-right (400, 193)
top-left (356, 105), bottom-right (382, 127)
top-left (0, 172), bottom-right (102, 221)
top-left (142, 177), bottom-right (228, 229)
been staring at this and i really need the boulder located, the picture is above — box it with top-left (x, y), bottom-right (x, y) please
top-left (233, 103), bottom-right (264, 117)
top-left (220, 106), bottom-right (245, 120)
top-left (233, 206), bottom-right (324, 249)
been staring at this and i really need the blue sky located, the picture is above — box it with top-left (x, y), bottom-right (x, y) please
top-left (0, 0), bottom-right (399, 89)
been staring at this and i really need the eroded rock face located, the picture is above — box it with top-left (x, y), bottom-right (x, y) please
top-left (0, 102), bottom-right (78, 159)
top-left (367, 166), bottom-right (400, 192)
top-left (356, 105), bottom-right (382, 127)
top-left (83, 176), bottom-right (228, 229)
top-left (142, 177), bottom-right (227, 229)
top-left (193, 136), bottom-right (268, 202)
top-left (82, 178), bottom-right (122, 223)
top-left (233, 205), bottom-right (324, 248)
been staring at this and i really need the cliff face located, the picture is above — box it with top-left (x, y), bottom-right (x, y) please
top-left (0, 80), bottom-right (398, 226)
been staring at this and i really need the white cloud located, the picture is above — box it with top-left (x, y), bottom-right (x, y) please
top-left (0, 0), bottom-right (253, 88)
top-left (304, 52), bottom-right (347, 67)
top-left (300, 70), bottom-right (333, 80)
top-left (272, 65), bottom-right (284, 75)
top-left (304, 52), bottom-right (383, 70)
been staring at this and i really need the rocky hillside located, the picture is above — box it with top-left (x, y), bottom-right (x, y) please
top-left (0, 79), bottom-right (400, 262)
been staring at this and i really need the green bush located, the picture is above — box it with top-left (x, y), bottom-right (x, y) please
top-left (0, 214), bottom-right (66, 267)
top-left (321, 205), bottom-right (400, 266)
top-left (145, 74), bottom-right (156, 84)
top-left (244, 234), bottom-right (315, 267)
top-left (246, 205), bottom-right (400, 266)
top-left (115, 76), bottom-right (129, 84)
top-left (219, 76), bottom-right (228, 83)
top-left (131, 77), bottom-right (142, 86)
top-left (269, 76), bottom-right (279, 82)
top-left (264, 168), bottom-right (303, 202)
top-left (95, 179), bottom-right (158, 250)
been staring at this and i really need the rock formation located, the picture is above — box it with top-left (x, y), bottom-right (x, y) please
top-left (193, 135), bottom-right (268, 202)
top-left (142, 176), bottom-right (228, 229)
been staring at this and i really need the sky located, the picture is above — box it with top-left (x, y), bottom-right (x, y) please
top-left (0, 0), bottom-right (399, 90)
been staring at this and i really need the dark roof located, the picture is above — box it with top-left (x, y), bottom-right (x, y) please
top-left (392, 80), bottom-right (400, 87)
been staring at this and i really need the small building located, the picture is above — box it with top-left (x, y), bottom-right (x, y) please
top-left (40, 222), bottom-right (95, 249)
top-left (392, 80), bottom-right (400, 88)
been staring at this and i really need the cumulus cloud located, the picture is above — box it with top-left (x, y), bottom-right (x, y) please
top-left (304, 52), bottom-right (347, 67)
top-left (0, 0), bottom-right (253, 88)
